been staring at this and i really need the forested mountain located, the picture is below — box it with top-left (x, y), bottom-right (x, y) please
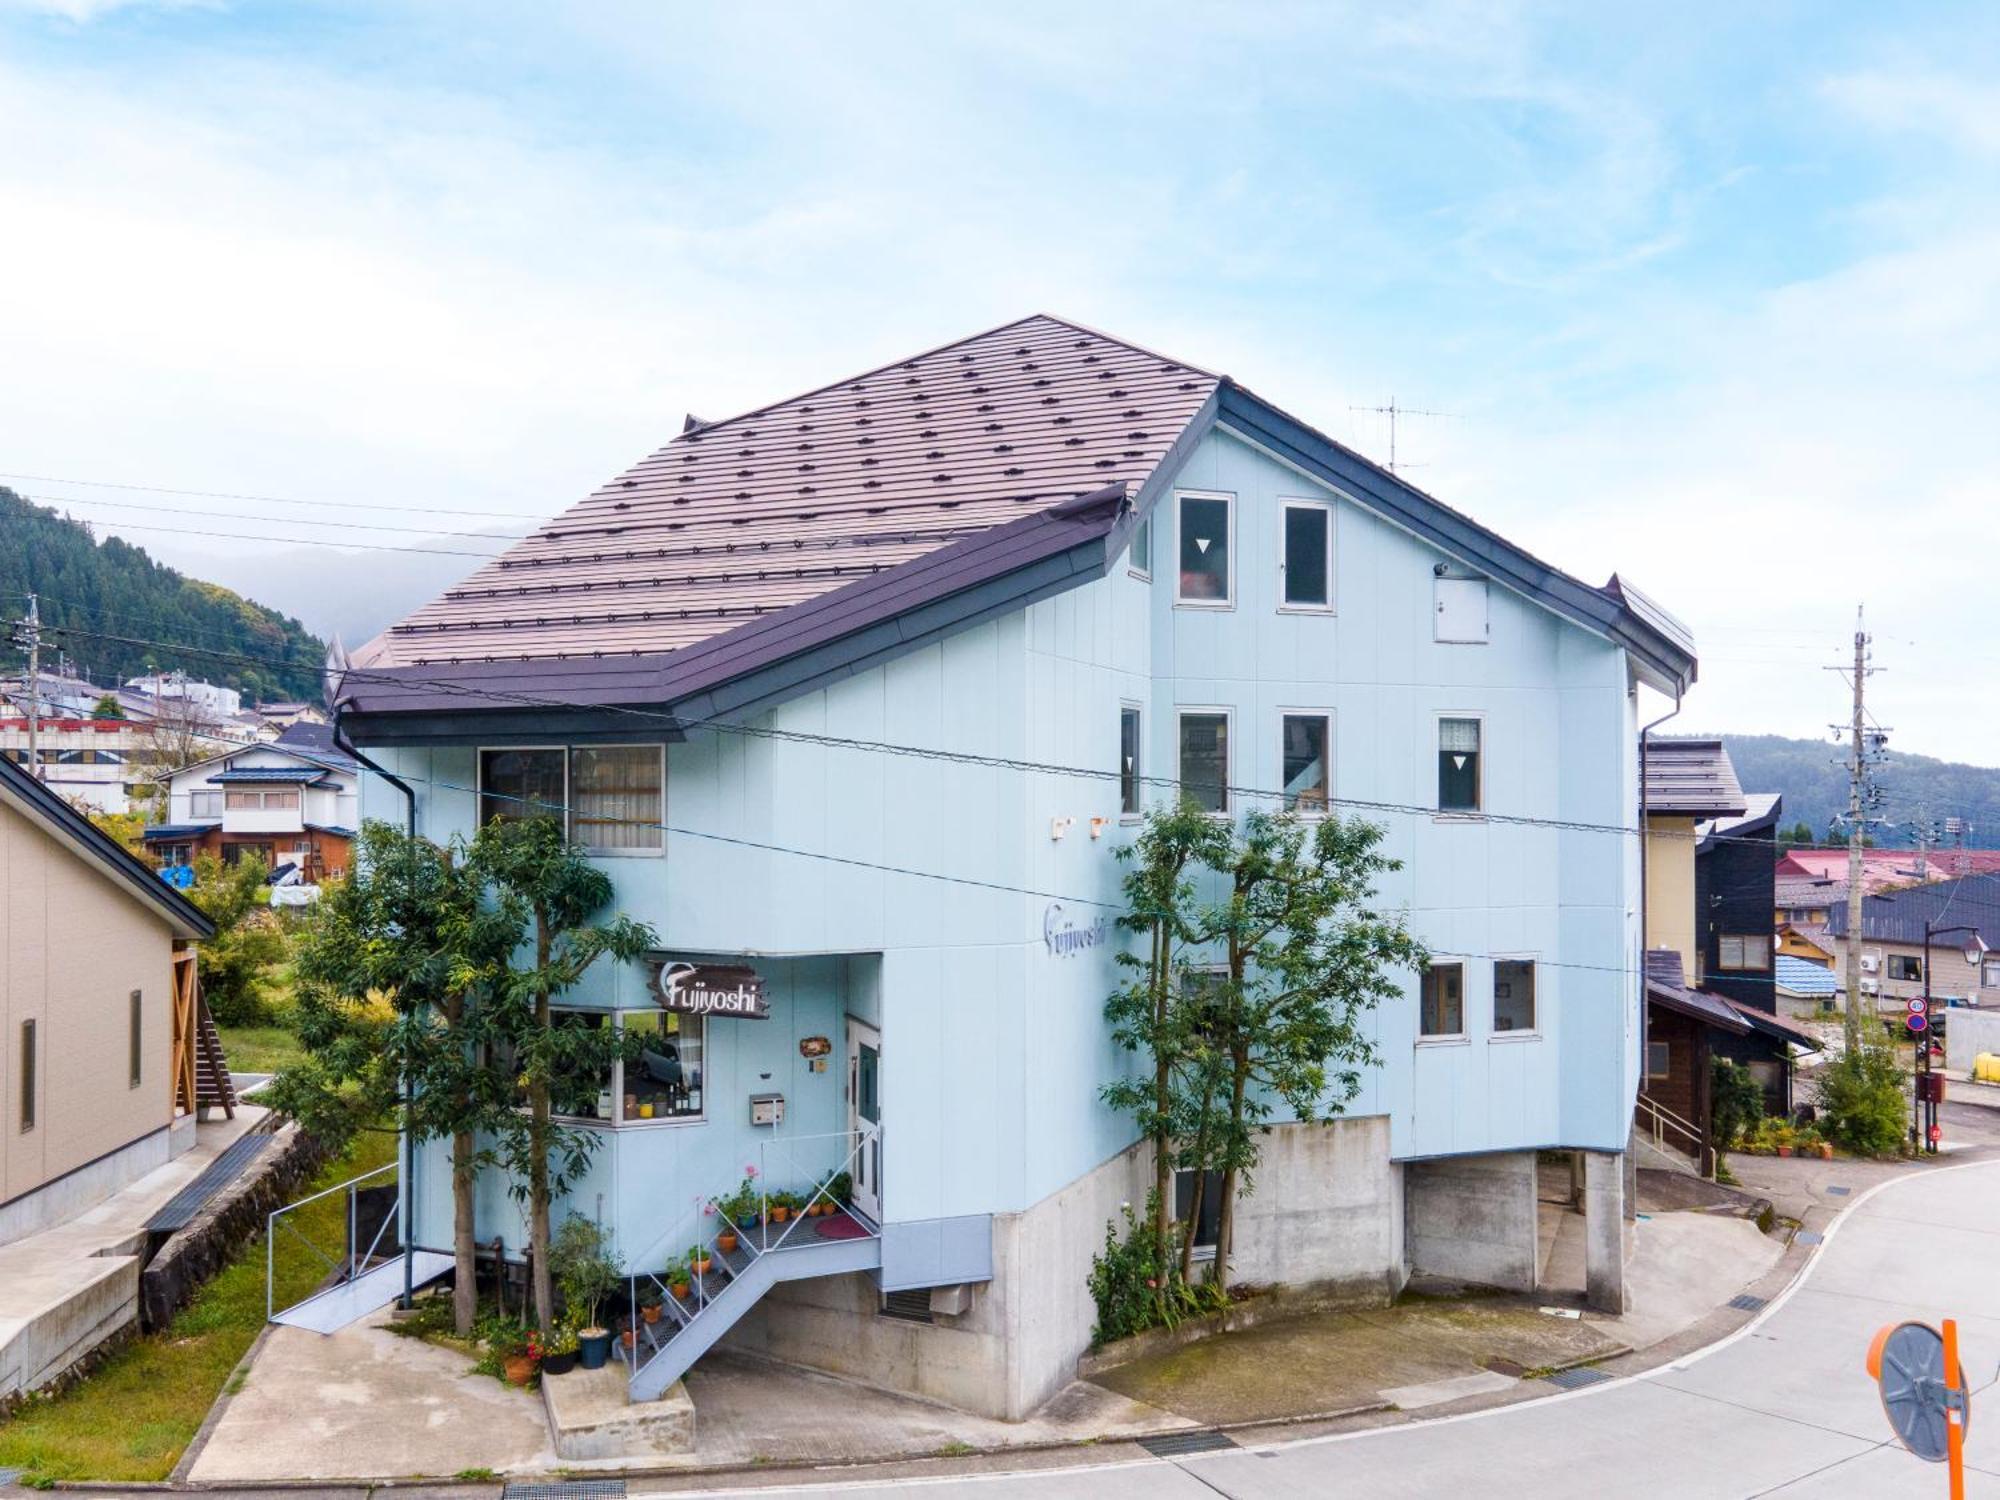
top-left (0, 488), bottom-right (326, 701)
top-left (1723, 733), bottom-right (2000, 849)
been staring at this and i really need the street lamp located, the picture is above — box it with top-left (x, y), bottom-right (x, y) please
top-left (1919, 921), bottom-right (1977, 1156)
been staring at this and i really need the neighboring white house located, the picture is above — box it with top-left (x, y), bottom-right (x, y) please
top-left (144, 723), bottom-right (359, 883)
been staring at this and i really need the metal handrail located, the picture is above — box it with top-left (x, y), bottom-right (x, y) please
top-left (1635, 1091), bottom-right (1706, 1163)
top-left (265, 1161), bottom-right (398, 1320)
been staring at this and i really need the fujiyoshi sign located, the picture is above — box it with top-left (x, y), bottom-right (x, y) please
top-left (651, 961), bottom-right (769, 1019)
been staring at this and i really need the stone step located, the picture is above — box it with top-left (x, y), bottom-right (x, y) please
top-left (541, 1361), bottom-right (695, 1460)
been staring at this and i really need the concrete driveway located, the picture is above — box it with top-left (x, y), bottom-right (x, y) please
top-left (652, 1158), bottom-right (2000, 1499)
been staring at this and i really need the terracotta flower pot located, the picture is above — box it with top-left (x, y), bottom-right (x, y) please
top-left (717, 1231), bottom-right (739, 1255)
top-left (671, 1281), bottom-right (691, 1301)
top-left (771, 1205), bottom-right (790, 1223)
top-left (503, 1352), bottom-right (536, 1386)
top-left (692, 1255), bottom-right (713, 1276)
top-left (1776, 1145), bottom-right (1793, 1157)
top-left (1818, 1143), bottom-right (1834, 1160)
top-left (621, 1328), bottom-right (636, 1351)
top-left (642, 1303), bottom-right (662, 1325)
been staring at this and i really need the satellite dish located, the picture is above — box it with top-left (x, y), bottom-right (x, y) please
top-left (1867, 1320), bottom-right (1969, 1464)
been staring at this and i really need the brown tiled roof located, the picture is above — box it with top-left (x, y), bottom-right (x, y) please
top-left (1642, 737), bottom-right (1748, 819)
top-left (360, 314), bottom-right (1219, 667)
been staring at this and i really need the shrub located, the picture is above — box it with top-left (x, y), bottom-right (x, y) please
top-left (1085, 1193), bottom-right (1224, 1348)
top-left (186, 852), bottom-right (288, 1025)
top-left (1711, 1057), bottom-right (1765, 1152)
top-left (1816, 1043), bottom-right (1909, 1157)
top-left (548, 1215), bottom-right (623, 1334)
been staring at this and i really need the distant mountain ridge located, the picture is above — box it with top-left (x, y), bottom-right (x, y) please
top-left (0, 487), bottom-right (327, 701)
top-left (1721, 732), bottom-right (2000, 850)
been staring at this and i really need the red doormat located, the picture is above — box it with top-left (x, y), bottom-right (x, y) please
top-left (816, 1212), bottom-right (870, 1240)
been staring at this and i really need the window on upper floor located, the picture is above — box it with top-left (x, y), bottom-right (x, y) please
top-left (1280, 712), bottom-right (1331, 816)
top-left (225, 789), bottom-right (299, 811)
top-left (1983, 958), bottom-right (2000, 988)
top-left (1437, 717), bottom-right (1482, 813)
top-left (1120, 705), bottom-right (1142, 817)
top-left (1176, 492), bottom-right (1233, 605)
top-left (1718, 934), bottom-right (1773, 972)
top-left (1177, 710), bottom-right (1230, 815)
top-left (189, 789), bottom-right (222, 817)
top-left (1281, 501), bottom-right (1332, 610)
top-left (1421, 961), bottom-right (1464, 1037)
top-left (1494, 959), bottom-right (1537, 1033)
top-left (479, 745), bottom-right (664, 855)
top-left (1885, 953), bottom-right (1923, 983)
top-left (1129, 516), bottom-right (1152, 579)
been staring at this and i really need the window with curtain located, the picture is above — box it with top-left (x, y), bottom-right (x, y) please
top-left (1178, 712), bottom-right (1229, 814)
top-left (1120, 706), bottom-right (1142, 816)
top-left (1421, 962), bottom-right (1464, 1037)
top-left (571, 746), bottom-right (664, 854)
top-left (1438, 717), bottom-right (1482, 812)
top-left (1281, 713), bottom-right (1331, 814)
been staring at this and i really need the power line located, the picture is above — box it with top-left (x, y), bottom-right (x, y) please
top-left (27, 515), bottom-right (508, 559)
top-left (18, 491), bottom-right (534, 542)
top-left (0, 470), bottom-right (551, 521)
top-left (40, 618), bottom-right (1811, 854)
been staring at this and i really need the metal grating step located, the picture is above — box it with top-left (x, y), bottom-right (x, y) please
top-left (145, 1131), bottom-right (273, 1234)
top-left (1542, 1365), bottom-right (1612, 1390)
top-left (1138, 1429), bottom-right (1239, 1458)
top-left (1727, 1293), bottom-right (1767, 1312)
top-left (501, 1483), bottom-right (626, 1500)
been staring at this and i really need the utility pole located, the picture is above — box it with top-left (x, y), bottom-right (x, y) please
top-left (10, 594), bottom-right (43, 782)
top-left (1832, 607), bottom-right (1879, 1053)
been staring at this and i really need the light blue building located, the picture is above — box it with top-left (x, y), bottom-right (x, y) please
top-left (337, 315), bottom-right (1694, 1421)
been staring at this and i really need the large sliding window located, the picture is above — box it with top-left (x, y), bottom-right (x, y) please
top-left (479, 746), bottom-right (664, 855)
top-left (1281, 501), bottom-right (1332, 609)
top-left (1176, 492), bottom-right (1233, 605)
top-left (1280, 712), bottom-right (1331, 815)
top-left (1177, 710), bottom-right (1230, 815)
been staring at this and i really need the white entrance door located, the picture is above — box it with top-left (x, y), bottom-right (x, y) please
top-left (846, 1019), bottom-right (882, 1222)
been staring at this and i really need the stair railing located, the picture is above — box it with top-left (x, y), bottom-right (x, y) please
top-left (1635, 1091), bottom-right (1712, 1176)
top-left (265, 1161), bottom-right (398, 1320)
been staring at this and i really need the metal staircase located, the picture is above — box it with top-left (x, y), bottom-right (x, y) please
top-left (624, 1127), bottom-right (881, 1403)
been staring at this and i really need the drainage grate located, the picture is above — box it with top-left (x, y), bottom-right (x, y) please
top-left (1139, 1429), bottom-right (1239, 1458)
top-left (0, 1469), bottom-right (22, 1486)
top-left (1826, 1185), bottom-right (1851, 1197)
top-left (144, 1131), bottom-right (273, 1234)
top-left (501, 1484), bottom-right (626, 1500)
top-left (1727, 1294), bottom-right (1767, 1312)
top-left (1796, 1230), bottom-right (1825, 1245)
top-left (1542, 1365), bottom-right (1612, 1390)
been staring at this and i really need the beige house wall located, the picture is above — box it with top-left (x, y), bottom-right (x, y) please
top-left (1, 798), bottom-right (177, 1211)
top-left (1817, 929), bottom-right (2000, 1022)
top-left (1645, 814), bottom-right (1698, 983)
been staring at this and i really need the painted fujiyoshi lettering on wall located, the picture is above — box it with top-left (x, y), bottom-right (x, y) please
top-left (1043, 902), bottom-right (1110, 958)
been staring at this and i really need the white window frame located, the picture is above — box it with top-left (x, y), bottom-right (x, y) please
top-left (477, 744), bottom-right (567, 830)
top-left (1277, 497), bottom-right (1335, 614)
top-left (1173, 489), bottom-right (1236, 609)
top-left (1490, 953), bottom-right (1540, 1040)
top-left (1718, 933), bottom-right (1772, 973)
top-left (1433, 710), bottom-right (1486, 819)
top-left (1128, 514), bottom-right (1153, 581)
top-left (1276, 708), bottom-right (1333, 819)
top-left (570, 743), bottom-right (667, 859)
top-left (1418, 957), bottom-right (1469, 1044)
top-left (1175, 706), bottom-right (1233, 818)
top-left (1119, 702), bottom-right (1144, 822)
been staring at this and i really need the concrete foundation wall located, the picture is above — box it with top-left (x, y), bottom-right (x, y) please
top-left (723, 1115), bottom-right (1402, 1420)
top-left (0, 1126), bottom-right (171, 1251)
top-left (1404, 1150), bottom-right (1538, 1292)
top-left (1946, 1008), bottom-right (2000, 1076)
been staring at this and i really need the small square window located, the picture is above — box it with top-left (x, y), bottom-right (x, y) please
top-left (1494, 960), bottom-right (1536, 1033)
top-left (1281, 503), bottom-right (1331, 608)
top-left (1177, 494), bottom-right (1232, 605)
top-left (1130, 516), bottom-right (1152, 578)
top-left (1646, 1040), bottom-right (1670, 1080)
top-left (1719, 934), bottom-right (1773, 972)
top-left (1885, 953), bottom-right (1923, 983)
top-left (1438, 718), bottom-right (1482, 813)
top-left (480, 748), bottom-right (565, 828)
top-left (1280, 713), bottom-right (1331, 815)
top-left (1421, 962), bottom-right (1464, 1037)
top-left (1178, 712), bottom-right (1229, 814)
top-left (1119, 706), bottom-right (1142, 817)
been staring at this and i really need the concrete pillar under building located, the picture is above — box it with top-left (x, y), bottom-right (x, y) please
top-left (1583, 1150), bottom-right (1628, 1314)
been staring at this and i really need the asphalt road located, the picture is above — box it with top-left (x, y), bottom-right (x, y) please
top-left (675, 1157), bottom-right (2000, 1499)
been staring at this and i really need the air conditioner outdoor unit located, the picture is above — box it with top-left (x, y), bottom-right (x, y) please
top-left (1861, 979), bottom-right (1880, 995)
top-left (1860, 954), bottom-right (1880, 974)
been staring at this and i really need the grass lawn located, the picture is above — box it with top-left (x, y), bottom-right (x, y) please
top-left (213, 1023), bottom-right (306, 1075)
top-left (0, 1126), bottom-right (399, 1484)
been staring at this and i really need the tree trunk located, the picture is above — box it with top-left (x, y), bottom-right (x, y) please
top-left (1213, 1048), bottom-right (1251, 1292)
top-left (1150, 919), bottom-right (1172, 1280)
top-left (529, 912), bottom-right (555, 1335)
top-left (452, 1128), bottom-right (477, 1337)
top-left (1178, 1064), bottom-right (1219, 1284)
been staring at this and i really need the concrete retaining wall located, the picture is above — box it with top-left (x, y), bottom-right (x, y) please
top-left (1404, 1150), bottom-right (1538, 1292)
top-left (1945, 1008), bottom-right (2000, 1078)
top-left (0, 1126), bottom-right (175, 1252)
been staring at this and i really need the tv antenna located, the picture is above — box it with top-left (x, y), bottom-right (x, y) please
top-left (1350, 398), bottom-right (1456, 474)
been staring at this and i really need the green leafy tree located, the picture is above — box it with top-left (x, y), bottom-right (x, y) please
top-left (1816, 1042), bottom-right (1909, 1156)
top-left (1192, 812), bottom-right (1427, 1289)
top-left (1101, 801), bottom-right (1231, 1295)
top-left (186, 851), bottom-right (288, 1025)
top-left (270, 822), bottom-right (520, 1336)
top-left (90, 694), bottom-right (124, 720)
top-left (464, 816), bottom-right (656, 1335)
top-left (1710, 1056), bottom-right (1764, 1159)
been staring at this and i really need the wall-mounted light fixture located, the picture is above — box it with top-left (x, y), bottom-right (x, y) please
top-left (1089, 816), bottom-right (1110, 839)
top-left (1050, 815), bottom-right (1074, 841)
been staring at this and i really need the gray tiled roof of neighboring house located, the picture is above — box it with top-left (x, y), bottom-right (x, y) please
top-left (359, 315), bottom-right (1219, 668)
top-left (1824, 873), bottom-right (2000, 947)
top-left (1643, 948), bottom-right (1751, 1032)
top-left (1698, 791), bottom-right (1781, 843)
top-left (1643, 737), bottom-right (1748, 818)
top-left (338, 314), bottom-right (1700, 730)
top-left (1776, 876), bottom-right (1844, 909)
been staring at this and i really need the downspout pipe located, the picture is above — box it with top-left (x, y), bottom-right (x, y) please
top-left (332, 709), bottom-right (420, 1312)
top-left (1636, 687), bottom-right (1683, 1155)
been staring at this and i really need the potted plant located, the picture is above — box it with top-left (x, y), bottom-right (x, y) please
top-left (688, 1243), bottom-right (714, 1278)
top-left (670, 1271), bottom-right (691, 1301)
top-left (505, 1329), bottom-right (540, 1386)
top-left (541, 1322), bottom-right (580, 1377)
top-left (550, 1214), bottom-right (624, 1372)
top-left (639, 1285), bottom-right (664, 1325)
top-left (827, 1170), bottom-right (852, 1209)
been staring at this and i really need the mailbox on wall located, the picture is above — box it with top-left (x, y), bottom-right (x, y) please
top-left (750, 1093), bottom-right (785, 1127)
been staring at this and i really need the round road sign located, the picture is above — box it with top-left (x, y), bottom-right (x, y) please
top-left (1909, 1011), bottom-right (1929, 1033)
top-left (1909, 997), bottom-right (1928, 1014)
top-left (1868, 1321), bottom-right (1969, 1462)
top-left (1930, 1124), bottom-right (1943, 1144)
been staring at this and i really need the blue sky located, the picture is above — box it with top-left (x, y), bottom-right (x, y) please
top-left (2, 2), bottom-right (1997, 767)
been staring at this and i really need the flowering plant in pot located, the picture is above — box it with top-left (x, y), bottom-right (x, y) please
top-left (505, 1330), bottom-right (541, 1386)
top-left (639, 1284), bottom-right (664, 1325)
top-left (540, 1321), bottom-right (580, 1377)
top-left (687, 1243), bottom-right (715, 1278)
top-left (550, 1214), bottom-right (624, 1371)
